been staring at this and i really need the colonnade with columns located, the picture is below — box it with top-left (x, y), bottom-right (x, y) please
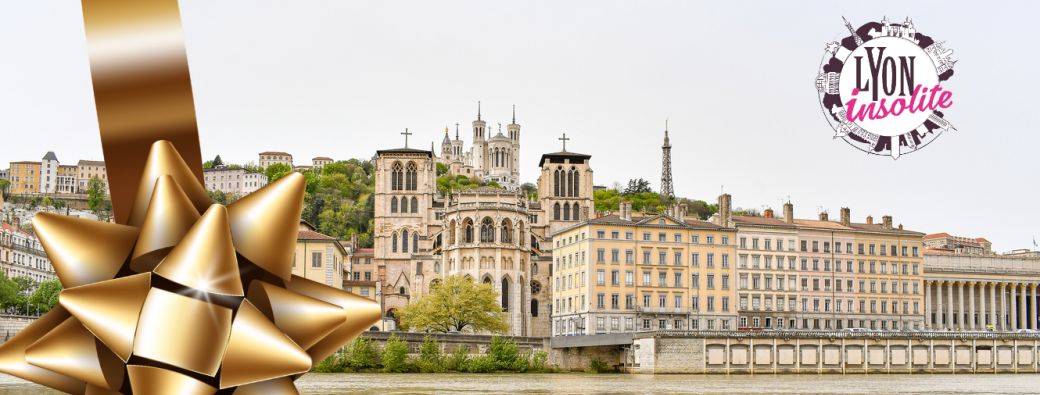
top-left (924, 280), bottom-right (1039, 331)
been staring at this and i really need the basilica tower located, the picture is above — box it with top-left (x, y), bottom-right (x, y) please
top-left (507, 105), bottom-right (521, 181)
top-left (472, 101), bottom-right (487, 178)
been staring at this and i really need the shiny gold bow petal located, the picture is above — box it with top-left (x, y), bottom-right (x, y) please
top-left (0, 307), bottom-right (88, 395)
top-left (219, 300), bottom-right (311, 389)
top-left (24, 317), bottom-right (125, 391)
top-left (33, 213), bottom-right (139, 288)
top-left (226, 173), bottom-right (306, 283)
top-left (133, 289), bottom-right (232, 377)
top-left (126, 365), bottom-right (217, 395)
top-left (126, 140), bottom-right (212, 228)
top-left (231, 376), bottom-right (300, 395)
top-left (59, 273), bottom-right (152, 362)
top-left (153, 204), bottom-right (244, 296)
top-left (131, 175), bottom-right (200, 273)
top-left (283, 275), bottom-right (382, 367)
top-left (247, 280), bottom-right (345, 350)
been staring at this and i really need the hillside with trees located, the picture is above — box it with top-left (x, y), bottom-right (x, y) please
top-left (593, 178), bottom-right (718, 220)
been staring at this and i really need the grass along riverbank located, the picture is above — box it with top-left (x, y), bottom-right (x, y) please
top-left (311, 334), bottom-right (613, 374)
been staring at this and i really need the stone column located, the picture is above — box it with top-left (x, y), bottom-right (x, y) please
top-left (1031, 284), bottom-right (1038, 331)
top-left (935, 281), bottom-right (944, 329)
top-left (1019, 284), bottom-right (1027, 330)
top-left (1011, 284), bottom-right (1019, 331)
top-left (924, 280), bottom-right (932, 330)
top-left (999, 283), bottom-right (1007, 331)
top-left (979, 282), bottom-right (987, 329)
top-left (957, 282), bottom-right (965, 330)
top-left (990, 283), bottom-right (997, 331)
top-left (968, 282), bottom-right (976, 330)
top-left (947, 282), bottom-right (954, 330)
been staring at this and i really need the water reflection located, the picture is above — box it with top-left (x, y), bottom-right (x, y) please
top-left (1, 373), bottom-right (1038, 394)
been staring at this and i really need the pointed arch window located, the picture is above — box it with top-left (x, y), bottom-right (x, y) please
top-left (390, 197), bottom-right (398, 213)
top-left (553, 169), bottom-right (560, 197)
top-left (406, 162), bottom-right (418, 190)
top-left (465, 222), bottom-right (473, 243)
top-left (553, 203), bottom-right (561, 221)
top-left (501, 221), bottom-right (512, 244)
top-left (501, 278), bottom-right (510, 312)
top-left (573, 203), bottom-right (580, 221)
top-left (572, 168), bottom-right (580, 197)
top-left (392, 233), bottom-right (398, 253)
top-left (411, 197), bottom-right (418, 213)
top-left (531, 299), bottom-right (539, 317)
top-left (391, 162), bottom-right (403, 191)
top-left (413, 233), bottom-right (419, 253)
top-left (567, 170), bottom-right (573, 197)
top-left (563, 203), bottom-right (571, 221)
top-left (402, 229), bottom-right (409, 253)
top-left (480, 218), bottom-right (495, 243)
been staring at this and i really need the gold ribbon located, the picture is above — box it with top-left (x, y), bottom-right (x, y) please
top-left (0, 1), bottom-right (381, 393)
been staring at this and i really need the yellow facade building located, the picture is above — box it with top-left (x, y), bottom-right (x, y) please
top-left (551, 202), bottom-right (738, 337)
top-left (294, 221), bottom-right (346, 290)
top-left (8, 161), bottom-right (40, 195)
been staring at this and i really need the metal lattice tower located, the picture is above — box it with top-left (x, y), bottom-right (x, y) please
top-left (660, 120), bottom-right (674, 197)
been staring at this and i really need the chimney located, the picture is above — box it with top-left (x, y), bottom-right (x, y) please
top-left (866, 215), bottom-right (873, 225)
top-left (763, 208), bottom-right (774, 218)
top-left (898, 224), bottom-right (903, 230)
top-left (13, 217), bottom-right (19, 233)
top-left (882, 215), bottom-right (893, 229)
top-left (678, 204), bottom-right (688, 221)
top-left (783, 202), bottom-right (794, 225)
top-left (840, 207), bottom-right (850, 227)
top-left (819, 212), bottom-right (828, 221)
top-left (620, 201), bottom-right (632, 222)
top-left (717, 194), bottom-right (731, 226)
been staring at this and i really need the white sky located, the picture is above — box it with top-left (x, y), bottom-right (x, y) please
top-left (1, 1), bottom-right (1037, 253)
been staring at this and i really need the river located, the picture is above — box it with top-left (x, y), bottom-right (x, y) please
top-left (1, 373), bottom-right (1038, 394)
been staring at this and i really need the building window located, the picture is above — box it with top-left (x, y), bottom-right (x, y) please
top-left (311, 252), bottom-right (322, 268)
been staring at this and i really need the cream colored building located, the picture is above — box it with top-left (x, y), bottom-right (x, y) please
top-left (8, 161), bottom-right (40, 195)
top-left (203, 166), bottom-right (268, 195)
top-left (924, 253), bottom-right (1040, 331)
top-left (76, 160), bottom-right (108, 194)
top-left (551, 202), bottom-right (739, 336)
top-left (1, 220), bottom-right (57, 285)
top-left (294, 221), bottom-right (345, 289)
top-left (313, 157), bottom-right (334, 169)
top-left (259, 151), bottom-right (293, 169)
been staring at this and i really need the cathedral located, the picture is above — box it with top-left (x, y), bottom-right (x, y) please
top-left (371, 104), bottom-right (594, 337)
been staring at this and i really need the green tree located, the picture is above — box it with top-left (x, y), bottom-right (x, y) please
top-left (86, 176), bottom-right (110, 220)
top-left (41, 197), bottom-right (52, 210)
top-left (381, 333), bottom-right (410, 373)
top-left (0, 179), bottom-right (10, 199)
top-left (202, 160), bottom-right (214, 170)
top-left (28, 280), bottom-right (62, 315)
top-left (519, 182), bottom-right (537, 197)
top-left (0, 274), bottom-right (22, 312)
top-left (624, 178), bottom-right (652, 195)
top-left (417, 335), bottom-right (445, 373)
top-left (436, 162), bottom-right (448, 176)
top-left (264, 163), bottom-right (293, 183)
top-left (395, 275), bottom-right (508, 334)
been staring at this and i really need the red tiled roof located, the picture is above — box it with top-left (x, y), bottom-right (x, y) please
top-left (731, 215), bottom-right (794, 227)
top-left (298, 230), bottom-right (337, 241)
top-left (924, 233), bottom-right (951, 240)
top-left (976, 238), bottom-right (990, 243)
top-left (260, 151), bottom-right (291, 156)
top-left (77, 160), bottom-right (105, 166)
top-left (313, 157), bottom-right (333, 161)
top-left (344, 280), bottom-right (377, 286)
top-left (792, 219), bottom-right (852, 230)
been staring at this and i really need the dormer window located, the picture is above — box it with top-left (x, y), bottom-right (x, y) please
top-left (659, 219), bottom-right (665, 224)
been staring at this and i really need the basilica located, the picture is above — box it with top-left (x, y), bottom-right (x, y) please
top-left (371, 104), bottom-right (594, 337)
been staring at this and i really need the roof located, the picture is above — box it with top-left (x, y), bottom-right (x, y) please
top-left (11, 161), bottom-right (41, 164)
top-left (313, 157), bottom-right (333, 161)
top-left (730, 215), bottom-right (797, 228)
top-left (791, 219), bottom-right (853, 231)
top-left (924, 233), bottom-right (951, 239)
top-left (976, 238), bottom-right (990, 243)
top-left (457, 187), bottom-right (512, 195)
top-left (846, 222), bottom-right (926, 236)
top-left (538, 151), bottom-right (591, 167)
top-left (578, 213), bottom-right (735, 232)
top-left (376, 148), bottom-right (432, 157)
top-left (260, 151), bottom-right (291, 156)
top-left (77, 160), bottom-right (105, 166)
top-left (203, 167), bottom-right (263, 175)
top-left (42, 152), bottom-right (58, 161)
top-left (298, 230), bottom-right (337, 241)
top-left (682, 218), bottom-right (732, 230)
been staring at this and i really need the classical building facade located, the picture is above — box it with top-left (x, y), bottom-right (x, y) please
top-left (1, 220), bottom-right (57, 284)
top-left (923, 253), bottom-right (1040, 331)
top-left (924, 232), bottom-right (992, 255)
top-left (435, 104), bottom-right (522, 191)
top-left (259, 151), bottom-right (293, 169)
top-left (203, 166), bottom-right (268, 195)
top-left (7, 161), bottom-right (40, 195)
top-left (76, 160), bottom-right (108, 194)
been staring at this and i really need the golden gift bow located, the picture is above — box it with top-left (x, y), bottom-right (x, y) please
top-left (0, 1), bottom-right (381, 394)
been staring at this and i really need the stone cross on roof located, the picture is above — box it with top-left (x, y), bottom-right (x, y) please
top-left (401, 128), bottom-right (412, 148)
top-left (559, 133), bottom-right (570, 152)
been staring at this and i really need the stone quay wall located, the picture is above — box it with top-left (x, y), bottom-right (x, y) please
top-left (631, 330), bottom-right (1040, 374)
top-left (0, 315), bottom-right (37, 341)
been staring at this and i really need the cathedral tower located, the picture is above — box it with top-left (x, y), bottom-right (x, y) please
top-left (472, 101), bottom-right (487, 178)
top-left (507, 105), bottom-right (521, 180)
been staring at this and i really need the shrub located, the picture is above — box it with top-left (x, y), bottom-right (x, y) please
top-left (381, 334), bottom-right (410, 373)
top-left (488, 336), bottom-right (519, 370)
top-left (418, 335), bottom-right (445, 373)
top-left (446, 345), bottom-right (470, 372)
top-left (510, 350), bottom-right (531, 373)
top-left (587, 357), bottom-right (611, 373)
top-left (346, 338), bottom-right (378, 371)
top-left (531, 351), bottom-right (548, 372)
top-left (312, 352), bottom-right (344, 373)
top-left (467, 354), bottom-right (497, 373)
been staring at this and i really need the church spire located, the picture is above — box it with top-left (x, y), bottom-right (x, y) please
top-left (477, 101), bottom-right (481, 121)
top-left (512, 105), bottom-right (516, 124)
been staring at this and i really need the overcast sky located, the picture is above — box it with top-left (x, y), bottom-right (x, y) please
top-left (1, 1), bottom-right (1037, 252)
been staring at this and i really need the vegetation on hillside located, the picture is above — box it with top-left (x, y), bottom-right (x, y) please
top-left (593, 178), bottom-right (718, 220)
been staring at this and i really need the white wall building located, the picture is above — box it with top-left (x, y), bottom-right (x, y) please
top-left (204, 166), bottom-right (268, 195)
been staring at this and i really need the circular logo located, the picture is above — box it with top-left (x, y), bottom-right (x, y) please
top-left (815, 17), bottom-right (957, 159)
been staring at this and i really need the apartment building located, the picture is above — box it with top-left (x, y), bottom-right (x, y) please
top-left (77, 160), bottom-right (108, 194)
top-left (8, 161), bottom-right (40, 195)
top-left (550, 201), bottom-right (738, 336)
